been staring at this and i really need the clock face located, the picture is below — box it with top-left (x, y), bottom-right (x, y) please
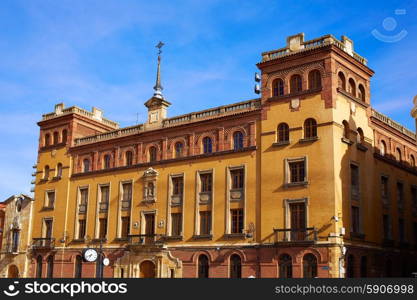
top-left (84, 248), bottom-right (98, 262)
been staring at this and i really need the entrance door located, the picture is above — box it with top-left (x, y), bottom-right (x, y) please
top-left (144, 214), bottom-right (155, 244)
top-left (7, 265), bottom-right (19, 278)
top-left (140, 261), bottom-right (156, 278)
top-left (290, 203), bottom-right (306, 241)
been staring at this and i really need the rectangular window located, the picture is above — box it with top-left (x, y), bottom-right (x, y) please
top-left (11, 230), bottom-right (19, 252)
top-left (397, 182), bottom-right (404, 210)
top-left (99, 218), bottom-right (107, 239)
top-left (171, 213), bottom-right (182, 236)
top-left (79, 188), bottom-right (88, 214)
top-left (231, 209), bottom-right (244, 234)
top-left (200, 173), bottom-right (212, 192)
top-left (78, 219), bottom-right (86, 239)
top-left (399, 218), bottom-right (405, 242)
top-left (99, 186), bottom-right (109, 212)
top-left (46, 191), bottom-right (55, 208)
top-left (289, 161), bottom-right (305, 183)
top-left (351, 206), bottom-right (360, 233)
top-left (121, 217), bottom-right (130, 239)
top-left (200, 211), bottom-right (212, 235)
top-left (350, 164), bottom-right (359, 200)
top-left (121, 183), bottom-right (132, 210)
top-left (383, 214), bottom-right (391, 239)
top-left (44, 219), bottom-right (53, 238)
top-left (172, 176), bottom-right (183, 196)
top-left (231, 169), bottom-right (244, 189)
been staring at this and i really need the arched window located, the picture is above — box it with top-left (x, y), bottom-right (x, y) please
top-left (277, 123), bottom-right (289, 143)
top-left (125, 151), bottom-right (133, 166)
top-left (202, 137), bottom-right (212, 154)
top-left (357, 128), bottom-right (364, 144)
top-left (44, 165), bottom-right (50, 180)
top-left (279, 254), bottom-right (292, 278)
top-left (338, 72), bottom-right (346, 91)
top-left (348, 78), bottom-right (356, 97)
top-left (83, 159), bottom-right (90, 173)
top-left (346, 254), bottom-right (355, 278)
top-left (44, 133), bottom-right (50, 147)
top-left (380, 140), bottom-right (387, 156)
top-left (304, 118), bottom-right (317, 139)
top-left (36, 255), bottom-right (43, 278)
top-left (358, 84), bottom-right (365, 102)
top-left (290, 74), bottom-right (302, 93)
top-left (410, 155), bottom-right (415, 167)
top-left (303, 253), bottom-right (317, 278)
top-left (308, 69), bottom-right (321, 89)
top-left (103, 154), bottom-right (111, 169)
top-left (396, 148), bottom-right (402, 162)
top-left (175, 142), bottom-right (184, 158)
top-left (342, 120), bottom-right (350, 139)
top-left (47, 255), bottom-right (54, 278)
top-left (149, 147), bottom-right (157, 162)
top-left (233, 131), bottom-right (244, 150)
top-left (360, 256), bottom-right (367, 278)
top-left (53, 131), bottom-right (59, 145)
top-left (230, 254), bottom-right (242, 278)
top-left (62, 129), bottom-right (68, 144)
top-left (56, 163), bottom-right (63, 178)
top-left (75, 255), bottom-right (83, 278)
top-left (272, 78), bottom-right (284, 97)
top-left (198, 255), bottom-right (209, 278)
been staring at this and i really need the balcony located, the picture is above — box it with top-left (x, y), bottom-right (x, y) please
top-left (120, 200), bottom-right (131, 211)
top-left (99, 202), bottom-right (108, 213)
top-left (78, 203), bottom-right (87, 214)
top-left (32, 238), bottom-right (55, 250)
top-left (171, 194), bottom-right (183, 206)
top-left (273, 227), bottom-right (317, 244)
top-left (127, 234), bottom-right (166, 249)
top-left (199, 192), bottom-right (212, 204)
top-left (229, 188), bottom-right (244, 201)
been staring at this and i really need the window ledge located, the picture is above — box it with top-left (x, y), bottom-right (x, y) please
top-left (356, 143), bottom-right (368, 152)
top-left (71, 239), bottom-right (85, 244)
top-left (39, 179), bottom-right (48, 183)
top-left (299, 136), bottom-right (319, 143)
top-left (51, 176), bottom-right (62, 181)
top-left (223, 233), bottom-right (246, 239)
top-left (192, 234), bottom-right (213, 240)
top-left (92, 238), bottom-right (107, 243)
top-left (170, 203), bottom-right (182, 207)
top-left (341, 137), bottom-right (353, 145)
top-left (272, 141), bottom-right (290, 147)
top-left (41, 206), bottom-right (54, 211)
top-left (114, 237), bottom-right (128, 242)
top-left (142, 199), bottom-right (156, 204)
top-left (285, 181), bottom-right (309, 188)
top-left (165, 235), bottom-right (183, 241)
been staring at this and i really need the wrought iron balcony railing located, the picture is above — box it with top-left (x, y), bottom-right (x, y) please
top-left (32, 238), bottom-right (55, 250)
top-left (273, 227), bottom-right (317, 243)
top-left (127, 234), bottom-right (165, 246)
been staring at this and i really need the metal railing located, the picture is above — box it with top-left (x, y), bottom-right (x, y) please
top-left (273, 227), bottom-right (317, 243)
top-left (32, 238), bottom-right (55, 250)
top-left (127, 234), bottom-right (165, 246)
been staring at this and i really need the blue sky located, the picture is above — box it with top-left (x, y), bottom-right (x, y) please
top-left (0, 0), bottom-right (416, 199)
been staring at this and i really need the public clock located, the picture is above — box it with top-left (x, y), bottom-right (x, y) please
top-left (83, 248), bottom-right (98, 262)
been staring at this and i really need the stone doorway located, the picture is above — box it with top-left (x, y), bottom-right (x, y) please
top-left (140, 260), bottom-right (156, 278)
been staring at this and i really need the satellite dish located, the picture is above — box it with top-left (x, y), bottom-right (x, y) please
top-left (254, 72), bottom-right (261, 82)
top-left (254, 84), bottom-right (261, 94)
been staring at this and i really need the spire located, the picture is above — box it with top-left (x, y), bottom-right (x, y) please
top-left (153, 41), bottom-right (165, 99)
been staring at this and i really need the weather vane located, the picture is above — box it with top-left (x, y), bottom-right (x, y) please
top-left (156, 41), bottom-right (165, 55)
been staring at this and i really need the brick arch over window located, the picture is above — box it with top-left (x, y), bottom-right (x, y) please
top-left (289, 73), bottom-right (303, 93)
top-left (144, 143), bottom-right (161, 162)
top-left (99, 151), bottom-right (114, 170)
top-left (348, 77), bottom-right (357, 97)
top-left (225, 127), bottom-right (248, 150)
top-left (223, 249), bottom-right (247, 263)
top-left (196, 133), bottom-right (217, 154)
top-left (337, 71), bottom-right (346, 91)
top-left (168, 137), bottom-right (188, 159)
top-left (295, 249), bottom-right (323, 264)
top-left (190, 250), bottom-right (215, 264)
top-left (44, 133), bottom-right (51, 147)
top-left (121, 147), bottom-right (136, 166)
top-left (379, 139), bottom-right (388, 156)
top-left (308, 69), bottom-right (322, 90)
top-left (271, 77), bottom-right (285, 97)
top-left (358, 84), bottom-right (366, 102)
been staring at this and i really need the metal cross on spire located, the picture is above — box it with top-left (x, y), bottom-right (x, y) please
top-left (153, 41), bottom-right (165, 99)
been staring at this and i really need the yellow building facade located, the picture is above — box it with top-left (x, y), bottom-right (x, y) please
top-left (29, 33), bottom-right (417, 278)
